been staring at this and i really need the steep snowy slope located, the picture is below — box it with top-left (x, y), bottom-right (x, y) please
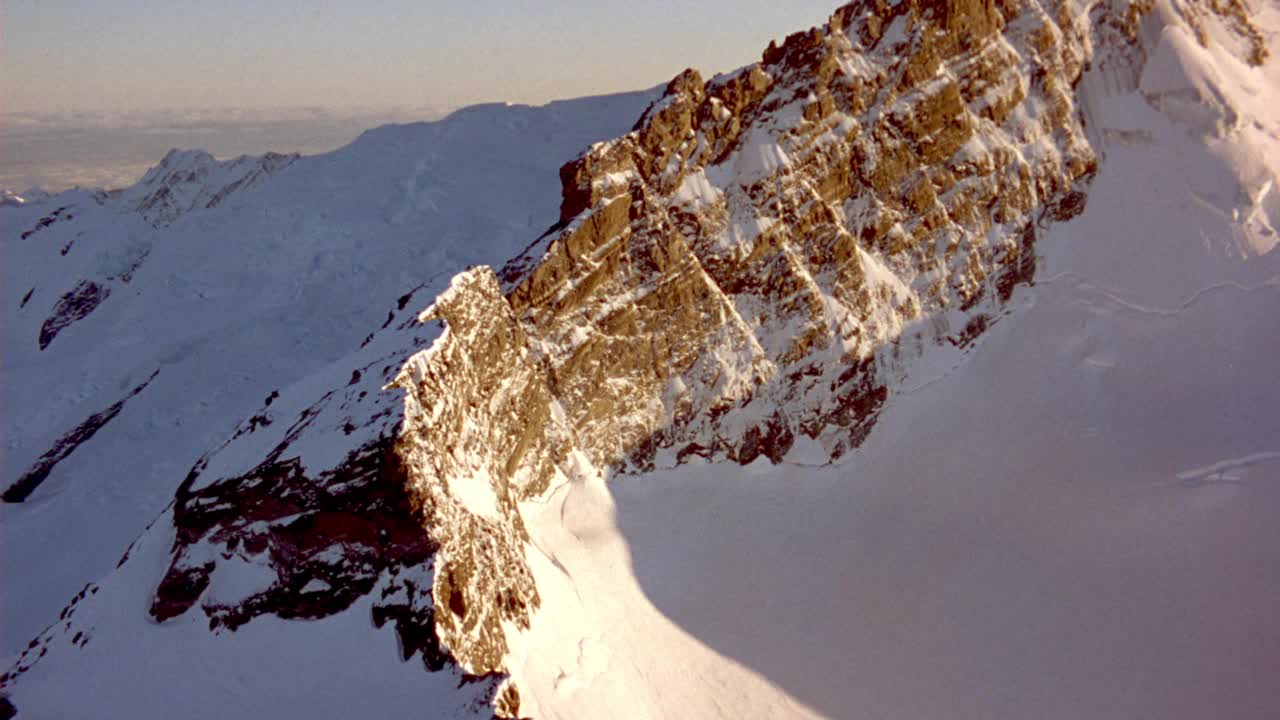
top-left (4, 0), bottom-right (1278, 718)
top-left (0, 90), bottom-right (656, 651)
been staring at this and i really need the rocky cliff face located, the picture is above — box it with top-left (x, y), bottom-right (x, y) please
top-left (394, 0), bottom-right (1103, 676)
top-left (130, 289), bottom-right (520, 712)
top-left (144, 290), bottom-right (469, 660)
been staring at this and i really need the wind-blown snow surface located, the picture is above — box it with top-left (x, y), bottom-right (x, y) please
top-left (506, 6), bottom-right (1280, 717)
top-left (4, 505), bottom-right (498, 719)
top-left (0, 90), bottom-right (656, 650)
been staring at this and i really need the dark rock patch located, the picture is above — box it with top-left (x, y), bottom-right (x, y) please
top-left (19, 206), bottom-right (70, 240)
top-left (2, 370), bottom-right (159, 503)
top-left (153, 433), bottom-right (438, 636)
top-left (38, 280), bottom-right (111, 350)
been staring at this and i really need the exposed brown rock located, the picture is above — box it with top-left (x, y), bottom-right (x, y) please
top-left (393, 0), bottom-right (1107, 675)
top-left (152, 437), bottom-right (437, 634)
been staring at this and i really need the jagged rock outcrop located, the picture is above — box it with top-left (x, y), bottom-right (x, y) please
top-left (393, 0), bottom-right (1103, 674)
top-left (152, 436), bottom-right (432, 631)
top-left (145, 302), bottom-right (449, 647)
top-left (139, 289), bottom-right (516, 709)
top-left (391, 270), bottom-right (552, 673)
top-left (497, 0), bottom-right (1098, 469)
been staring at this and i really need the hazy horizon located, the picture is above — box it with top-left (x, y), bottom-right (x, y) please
top-left (2, 1), bottom-right (837, 114)
top-left (0, 105), bottom-right (452, 192)
top-left (1, 1), bottom-right (839, 192)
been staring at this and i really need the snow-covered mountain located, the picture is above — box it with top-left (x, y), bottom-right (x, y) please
top-left (119, 148), bottom-right (301, 227)
top-left (3, 1), bottom-right (1278, 718)
top-left (0, 90), bottom-right (656, 667)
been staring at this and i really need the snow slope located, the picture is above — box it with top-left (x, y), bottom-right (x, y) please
top-left (3, 503), bottom-right (500, 719)
top-left (0, 89), bottom-right (656, 651)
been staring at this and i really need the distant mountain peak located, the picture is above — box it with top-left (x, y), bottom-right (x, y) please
top-left (123, 148), bottom-right (299, 226)
top-left (0, 187), bottom-right (51, 208)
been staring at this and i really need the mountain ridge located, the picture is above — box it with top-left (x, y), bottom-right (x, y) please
top-left (3, 1), bottom-right (1277, 718)
top-left (394, 0), bottom-right (1100, 677)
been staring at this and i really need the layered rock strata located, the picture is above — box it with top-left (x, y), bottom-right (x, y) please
top-left (395, 0), bottom-right (1102, 674)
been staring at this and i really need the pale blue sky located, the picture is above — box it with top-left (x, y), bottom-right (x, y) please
top-left (1, 1), bottom-right (840, 114)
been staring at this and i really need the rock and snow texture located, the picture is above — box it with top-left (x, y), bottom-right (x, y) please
top-left (120, 148), bottom-right (300, 226)
top-left (500, 2), bottom-right (1280, 717)
top-left (4, 0), bottom-right (1280, 718)
top-left (569, 8), bottom-right (1280, 710)
top-left (1, 501), bottom-right (501, 720)
top-left (0, 89), bottom-right (656, 692)
top-left (393, 0), bottom-right (1103, 675)
top-left (396, 0), bottom-right (1280, 714)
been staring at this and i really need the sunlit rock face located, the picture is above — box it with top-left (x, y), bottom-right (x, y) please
top-left (394, 0), bottom-right (1106, 674)
top-left (494, 0), bottom-right (1100, 471)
